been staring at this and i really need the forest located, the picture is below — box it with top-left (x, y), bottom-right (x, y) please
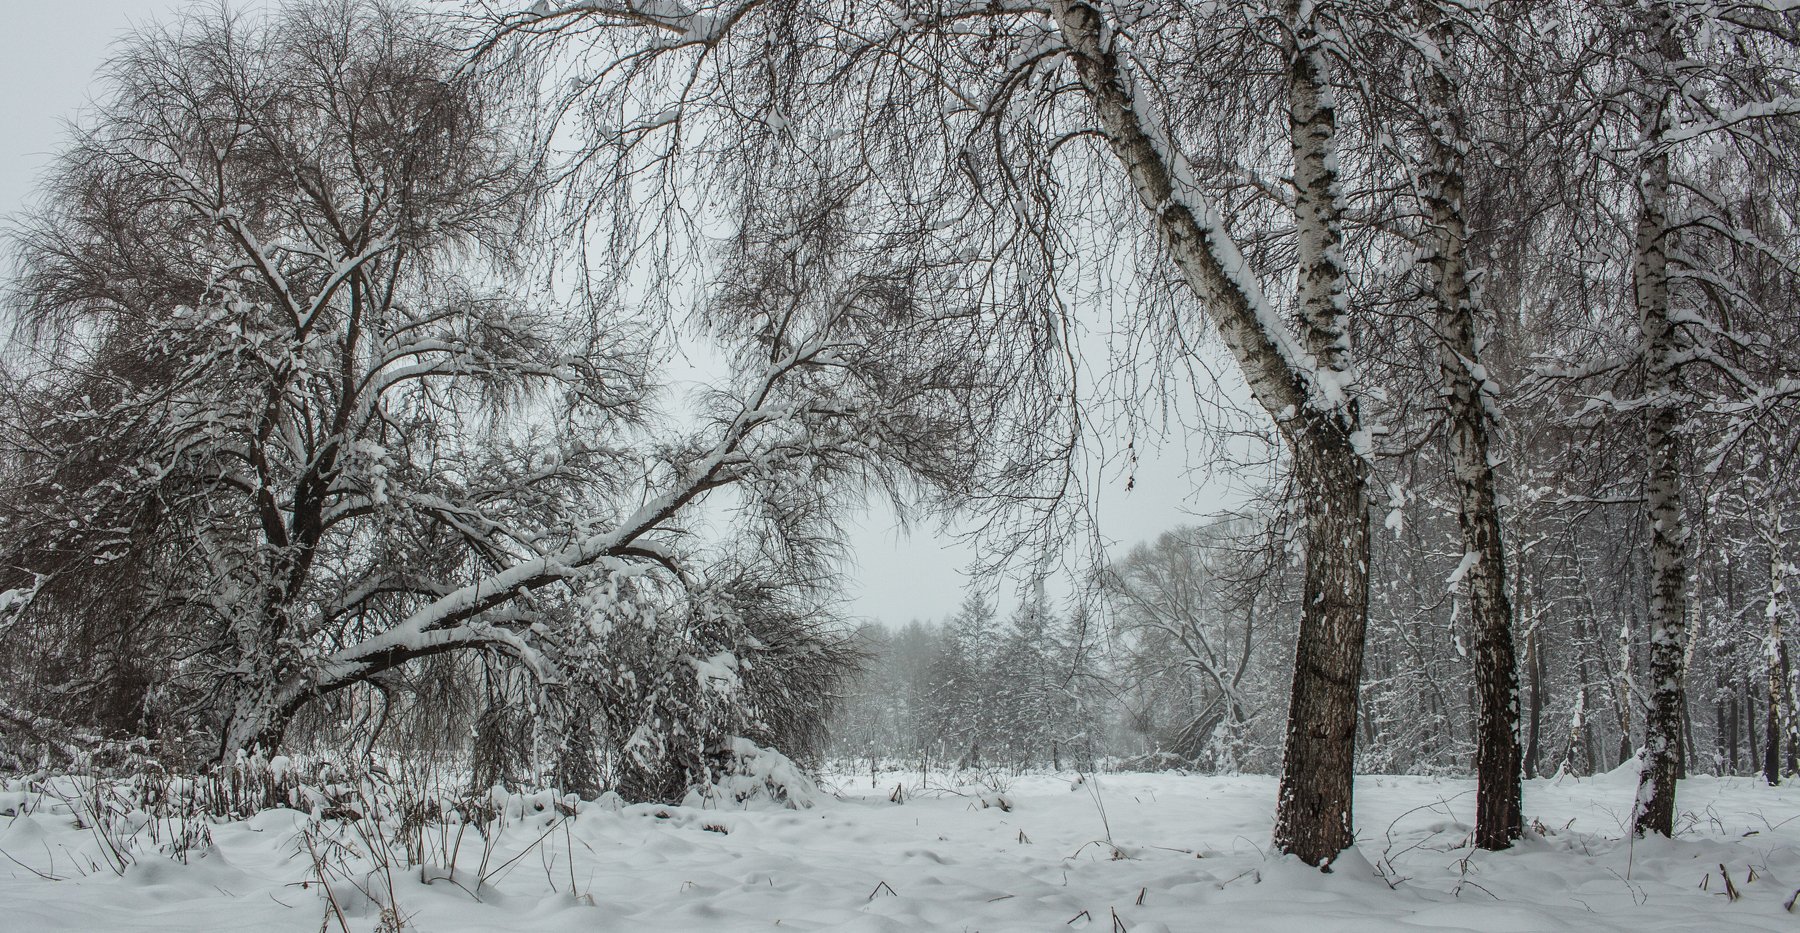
top-left (0, 0), bottom-right (1796, 929)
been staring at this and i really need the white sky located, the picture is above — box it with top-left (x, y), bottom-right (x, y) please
top-left (0, 2), bottom-right (168, 214)
top-left (0, 0), bottom-right (1246, 626)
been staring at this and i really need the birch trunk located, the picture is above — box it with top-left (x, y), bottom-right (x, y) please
top-left (1043, 0), bottom-right (1369, 866)
top-left (1418, 18), bottom-right (1521, 849)
top-left (1271, 3), bottom-right (1372, 867)
top-left (1631, 11), bottom-right (1689, 832)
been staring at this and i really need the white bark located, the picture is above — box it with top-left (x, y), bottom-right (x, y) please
top-left (1632, 5), bottom-right (1691, 835)
top-left (1043, 0), bottom-right (1370, 866)
top-left (1416, 6), bottom-right (1522, 849)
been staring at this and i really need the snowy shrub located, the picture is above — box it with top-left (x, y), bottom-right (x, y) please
top-left (682, 738), bottom-right (820, 810)
top-left (567, 568), bottom-right (859, 804)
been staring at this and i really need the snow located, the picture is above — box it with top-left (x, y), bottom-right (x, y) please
top-left (693, 651), bottom-right (743, 694)
top-left (0, 576), bottom-right (41, 616)
top-left (4, 766), bottom-right (1799, 931)
top-left (1384, 483), bottom-right (1407, 537)
top-left (684, 739), bottom-right (820, 811)
top-left (1446, 550), bottom-right (1480, 589)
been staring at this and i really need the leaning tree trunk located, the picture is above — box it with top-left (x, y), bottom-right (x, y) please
top-left (1418, 20), bottom-right (1522, 849)
top-left (1631, 57), bottom-right (1689, 837)
top-left (1045, 0), bottom-right (1369, 867)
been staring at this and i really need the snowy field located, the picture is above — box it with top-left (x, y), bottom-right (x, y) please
top-left (3, 765), bottom-right (1799, 932)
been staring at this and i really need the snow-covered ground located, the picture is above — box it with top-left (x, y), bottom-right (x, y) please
top-left (3, 764), bottom-right (1798, 931)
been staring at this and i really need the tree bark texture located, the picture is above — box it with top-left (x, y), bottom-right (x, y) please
top-left (1419, 21), bottom-right (1522, 849)
top-left (1767, 509), bottom-right (1788, 784)
top-left (1045, 0), bottom-right (1371, 866)
top-left (1275, 432), bottom-right (1371, 866)
top-left (1269, 4), bottom-right (1372, 868)
top-left (1526, 629), bottom-right (1544, 779)
top-left (1631, 20), bottom-right (1690, 832)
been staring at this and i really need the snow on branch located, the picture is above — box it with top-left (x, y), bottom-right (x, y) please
top-left (271, 338), bottom-right (851, 704)
top-left (1044, 0), bottom-right (1345, 431)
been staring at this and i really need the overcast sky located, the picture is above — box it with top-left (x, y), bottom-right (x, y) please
top-left (0, 0), bottom-right (1243, 625)
top-left (0, 3), bottom-right (167, 214)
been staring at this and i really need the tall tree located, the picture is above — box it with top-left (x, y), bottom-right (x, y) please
top-left (1628, 0), bottom-right (1691, 838)
top-left (1407, 0), bottom-right (1522, 851)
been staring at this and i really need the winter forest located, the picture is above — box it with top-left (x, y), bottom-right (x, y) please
top-left (0, 0), bottom-right (1797, 930)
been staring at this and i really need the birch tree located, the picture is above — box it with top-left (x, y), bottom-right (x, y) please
top-left (1510, 0), bottom-right (1800, 833)
top-left (476, 0), bottom-right (1800, 847)
top-left (1353, 0), bottom-right (1525, 848)
top-left (1624, 1), bottom-right (1692, 837)
top-left (489, 0), bottom-right (1381, 863)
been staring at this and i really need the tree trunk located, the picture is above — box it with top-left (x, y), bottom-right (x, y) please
top-left (1045, 0), bottom-right (1369, 867)
top-left (1768, 508), bottom-right (1789, 783)
top-left (1274, 433), bottom-right (1371, 866)
top-left (1616, 616), bottom-right (1634, 767)
top-left (218, 600), bottom-right (300, 766)
top-left (1714, 665), bottom-right (1728, 775)
top-left (1679, 697), bottom-right (1693, 780)
top-left (1267, 2), bottom-right (1372, 867)
top-left (1526, 628), bottom-right (1545, 779)
top-left (1785, 649), bottom-right (1797, 777)
top-left (1766, 636), bottom-right (1783, 784)
top-left (1631, 25), bottom-right (1689, 833)
top-left (1728, 686), bottom-right (1740, 773)
top-left (218, 683), bottom-right (292, 766)
top-left (1727, 551), bottom-right (1741, 772)
top-left (1569, 641), bottom-right (1598, 775)
top-left (1416, 0), bottom-right (1522, 853)
top-left (1747, 676), bottom-right (1760, 773)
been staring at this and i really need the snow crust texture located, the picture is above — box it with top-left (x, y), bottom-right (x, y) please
top-left (3, 768), bottom-right (1798, 931)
